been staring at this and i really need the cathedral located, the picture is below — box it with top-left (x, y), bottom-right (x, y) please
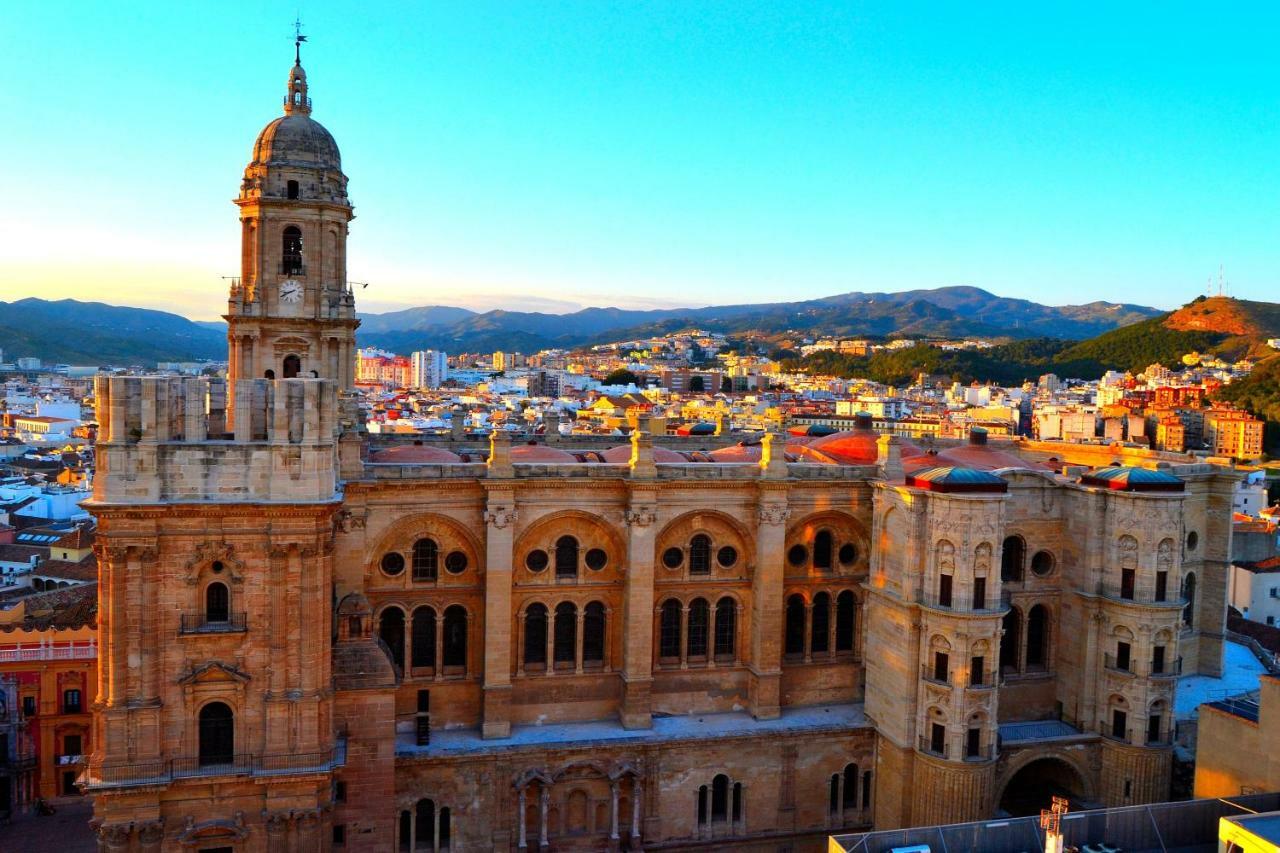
top-left (82, 57), bottom-right (1239, 852)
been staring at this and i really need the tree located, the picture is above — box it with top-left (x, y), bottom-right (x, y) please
top-left (689, 375), bottom-right (706, 393)
top-left (603, 368), bottom-right (641, 387)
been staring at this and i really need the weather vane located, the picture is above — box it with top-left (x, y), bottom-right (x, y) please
top-left (294, 14), bottom-right (308, 65)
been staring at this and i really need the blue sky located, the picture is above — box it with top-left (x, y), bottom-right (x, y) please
top-left (0, 2), bottom-right (1276, 319)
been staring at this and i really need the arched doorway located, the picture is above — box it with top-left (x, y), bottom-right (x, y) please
top-left (998, 757), bottom-right (1088, 817)
top-left (198, 702), bottom-right (234, 766)
top-left (283, 354), bottom-right (301, 379)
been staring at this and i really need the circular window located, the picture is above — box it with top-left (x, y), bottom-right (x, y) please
top-left (585, 548), bottom-right (608, 571)
top-left (662, 547), bottom-right (684, 569)
top-left (525, 550), bottom-right (549, 572)
top-left (380, 552), bottom-right (405, 576)
top-left (717, 546), bottom-right (738, 568)
top-left (787, 544), bottom-right (809, 567)
top-left (1186, 531), bottom-right (1198, 551)
top-left (445, 551), bottom-right (468, 574)
top-left (1031, 550), bottom-right (1055, 577)
top-left (838, 543), bottom-right (858, 565)
top-left (211, 560), bottom-right (224, 574)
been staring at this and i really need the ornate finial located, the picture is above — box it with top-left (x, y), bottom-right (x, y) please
top-left (284, 19), bottom-right (311, 116)
top-left (294, 15), bottom-right (308, 66)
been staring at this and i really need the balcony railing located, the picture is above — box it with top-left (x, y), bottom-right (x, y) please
top-left (1150, 657), bottom-right (1183, 678)
top-left (0, 641), bottom-right (97, 662)
top-left (918, 736), bottom-right (948, 758)
top-left (1103, 654), bottom-right (1134, 676)
top-left (82, 738), bottom-right (346, 790)
top-left (0, 755), bottom-right (38, 772)
top-left (921, 665), bottom-right (951, 686)
top-left (916, 589), bottom-right (1012, 613)
top-left (179, 612), bottom-right (247, 635)
top-left (963, 744), bottom-right (997, 762)
top-left (1098, 724), bottom-right (1133, 743)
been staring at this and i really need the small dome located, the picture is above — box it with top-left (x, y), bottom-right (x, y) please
top-left (510, 443), bottom-right (580, 463)
top-left (907, 465), bottom-right (1009, 494)
top-left (707, 442), bottom-right (763, 463)
top-left (599, 444), bottom-right (688, 463)
top-left (369, 444), bottom-right (462, 464)
top-left (801, 426), bottom-right (922, 465)
top-left (936, 430), bottom-right (1044, 471)
top-left (1079, 466), bottom-right (1183, 492)
top-left (252, 114), bottom-right (342, 171)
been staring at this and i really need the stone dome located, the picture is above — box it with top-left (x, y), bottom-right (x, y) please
top-left (369, 444), bottom-right (462, 464)
top-left (599, 444), bottom-right (689, 463)
top-left (252, 113), bottom-right (342, 171)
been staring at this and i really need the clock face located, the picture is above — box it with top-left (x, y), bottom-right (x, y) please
top-left (279, 280), bottom-right (302, 304)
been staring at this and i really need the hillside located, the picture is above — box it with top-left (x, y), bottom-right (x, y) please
top-left (1213, 355), bottom-right (1280, 454)
top-left (0, 298), bottom-right (225, 365)
top-left (355, 286), bottom-right (1161, 353)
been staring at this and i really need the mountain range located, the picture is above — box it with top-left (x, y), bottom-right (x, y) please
top-left (0, 287), bottom-right (1163, 365)
top-left (352, 286), bottom-right (1162, 355)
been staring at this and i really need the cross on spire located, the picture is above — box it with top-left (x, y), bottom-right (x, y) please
top-left (293, 15), bottom-right (308, 65)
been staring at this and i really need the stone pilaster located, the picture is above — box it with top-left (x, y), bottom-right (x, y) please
top-left (621, 491), bottom-right (658, 728)
top-left (482, 488), bottom-right (517, 738)
top-left (750, 487), bottom-right (789, 719)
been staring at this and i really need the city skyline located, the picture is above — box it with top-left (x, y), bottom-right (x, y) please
top-left (2, 2), bottom-right (1278, 320)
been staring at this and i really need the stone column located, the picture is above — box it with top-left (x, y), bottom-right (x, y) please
top-left (518, 786), bottom-right (528, 849)
top-left (540, 784), bottom-right (550, 847)
top-left (621, 488), bottom-right (657, 728)
top-left (481, 491), bottom-right (517, 737)
top-left (575, 608), bottom-right (585, 674)
top-left (750, 488), bottom-right (789, 719)
top-left (610, 780), bottom-right (620, 840)
top-left (631, 779), bottom-right (643, 842)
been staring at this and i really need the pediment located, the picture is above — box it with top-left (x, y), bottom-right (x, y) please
top-left (179, 660), bottom-right (251, 686)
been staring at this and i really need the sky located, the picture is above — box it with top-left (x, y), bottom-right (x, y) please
top-left (0, 2), bottom-right (1277, 320)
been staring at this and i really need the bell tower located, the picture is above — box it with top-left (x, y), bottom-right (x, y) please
top-left (226, 52), bottom-right (358, 390)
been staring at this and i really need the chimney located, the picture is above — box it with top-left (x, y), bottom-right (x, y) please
top-left (854, 412), bottom-right (873, 431)
top-left (451, 405), bottom-right (466, 440)
top-left (969, 427), bottom-right (988, 446)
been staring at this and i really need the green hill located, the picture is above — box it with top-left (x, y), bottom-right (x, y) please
top-left (1053, 315), bottom-right (1229, 374)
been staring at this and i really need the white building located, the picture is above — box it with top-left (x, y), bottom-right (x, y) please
top-left (1229, 561), bottom-right (1280, 626)
top-left (410, 350), bottom-right (448, 389)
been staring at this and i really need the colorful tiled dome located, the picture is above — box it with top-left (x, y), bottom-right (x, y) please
top-left (1078, 466), bottom-right (1183, 492)
top-left (906, 465), bottom-right (1009, 493)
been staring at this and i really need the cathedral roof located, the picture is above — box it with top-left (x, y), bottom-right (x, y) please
top-left (369, 443), bottom-right (463, 464)
top-left (598, 444), bottom-right (689, 463)
top-left (935, 428), bottom-right (1046, 472)
top-left (1078, 466), bottom-right (1184, 492)
top-left (250, 61), bottom-right (342, 171)
top-left (906, 465), bottom-right (1009, 494)
top-left (252, 113), bottom-right (342, 171)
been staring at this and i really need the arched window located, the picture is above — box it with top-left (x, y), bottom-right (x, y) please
top-left (379, 607), bottom-right (405, 671)
top-left (689, 534), bottom-right (712, 575)
top-left (264, 369), bottom-right (275, 380)
top-left (829, 773), bottom-right (840, 815)
top-left (283, 354), bottom-right (301, 379)
top-left (553, 602), bottom-right (577, 665)
top-left (555, 536), bottom-right (578, 579)
top-left (198, 702), bottom-right (234, 766)
top-left (659, 600), bottom-right (682, 660)
top-left (697, 785), bottom-right (708, 826)
top-left (439, 807), bottom-right (451, 849)
top-left (413, 538), bottom-right (439, 582)
top-left (205, 582), bottom-right (229, 623)
top-left (687, 598), bottom-right (709, 658)
top-left (1001, 536), bottom-right (1025, 582)
top-left (732, 782), bottom-right (742, 823)
top-left (583, 601), bottom-right (606, 664)
top-left (442, 606), bottom-right (466, 669)
top-left (785, 594), bottom-right (806, 657)
top-left (714, 597), bottom-right (736, 659)
top-left (842, 763), bottom-right (859, 809)
top-left (835, 590), bottom-right (856, 652)
top-left (282, 225), bottom-right (303, 274)
top-left (711, 774), bottom-right (729, 822)
top-left (415, 799), bottom-right (436, 850)
top-left (1182, 572), bottom-right (1196, 627)
top-left (999, 609), bottom-right (1020, 675)
top-left (814, 530), bottom-right (833, 571)
top-left (1026, 604), bottom-right (1049, 669)
top-left (811, 592), bottom-right (831, 654)
top-left (524, 604), bottom-right (548, 666)
top-left (286, 179), bottom-right (299, 199)
top-left (411, 607), bottom-right (436, 669)
top-left (399, 810), bottom-right (411, 851)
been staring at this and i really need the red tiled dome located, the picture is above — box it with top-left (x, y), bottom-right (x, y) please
top-left (801, 429), bottom-right (922, 465)
top-left (599, 444), bottom-right (689, 463)
top-left (369, 444), bottom-right (462, 464)
top-left (510, 443), bottom-right (580, 463)
top-left (707, 442), bottom-right (763, 462)
top-left (935, 429), bottom-right (1045, 471)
